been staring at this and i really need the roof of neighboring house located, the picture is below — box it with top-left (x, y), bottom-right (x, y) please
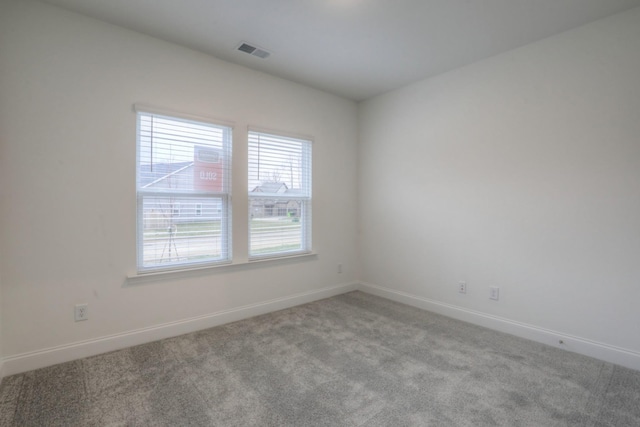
top-left (251, 182), bottom-right (288, 194)
top-left (139, 161), bottom-right (194, 188)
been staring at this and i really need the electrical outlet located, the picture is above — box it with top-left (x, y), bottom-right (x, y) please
top-left (337, 263), bottom-right (343, 274)
top-left (458, 281), bottom-right (467, 294)
top-left (489, 287), bottom-right (500, 301)
top-left (75, 304), bottom-right (88, 321)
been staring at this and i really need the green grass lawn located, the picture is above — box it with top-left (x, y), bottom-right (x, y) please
top-left (144, 218), bottom-right (300, 238)
top-left (249, 218), bottom-right (301, 230)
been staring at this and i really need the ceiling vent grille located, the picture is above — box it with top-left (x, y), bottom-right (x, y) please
top-left (237, 42), bottom-right (271, 59)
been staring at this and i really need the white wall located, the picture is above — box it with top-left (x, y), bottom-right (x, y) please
top-left (359, 7), bottom-right (640, 366)
top-left (0, 0), bottom-right (358, 373)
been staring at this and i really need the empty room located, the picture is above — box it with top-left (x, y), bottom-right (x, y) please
top-left (1, 0), bottom-right (640, 425)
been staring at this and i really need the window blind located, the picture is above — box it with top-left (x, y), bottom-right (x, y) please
top-left (136, 110), bottom-right (232, 272)
top-left (248, 130), bottom-right (312, 259)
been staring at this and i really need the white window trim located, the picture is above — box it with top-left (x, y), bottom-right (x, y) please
top-left (247, 127), bottom-right (313, 260)
top-left (133, 104), bottom-right (235, 129)
top-left (247, 125), bottom-right (314, 145)
top-left (126, 252), bottom-right (318, 285)
top-left (135, 105), bottom-right (234, 273)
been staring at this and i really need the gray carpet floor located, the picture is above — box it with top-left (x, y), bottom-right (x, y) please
top-left (1, 291), bottom-right (639, 426)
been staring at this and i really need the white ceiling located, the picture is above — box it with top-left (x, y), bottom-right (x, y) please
top-left (40, 0), bottom-right (640, 101)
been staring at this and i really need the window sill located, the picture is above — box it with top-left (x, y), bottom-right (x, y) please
top-left (125, 252), bottom-right (317, 286)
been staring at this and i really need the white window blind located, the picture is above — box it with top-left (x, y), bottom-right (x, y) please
top-left (248, 129), bottom-right (312, 259)
top-left (136, 109), bottom-right (232, 272)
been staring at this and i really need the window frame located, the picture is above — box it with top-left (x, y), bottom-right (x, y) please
top-left (247, 128), bottom-right (313, 260)
top-left (135, 105), bottom-right (233, 273)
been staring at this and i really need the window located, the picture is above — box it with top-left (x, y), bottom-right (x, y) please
top-left (136, 108), bottom-right (232, 272)
top-left (248, 129), bottom-right (312, 259)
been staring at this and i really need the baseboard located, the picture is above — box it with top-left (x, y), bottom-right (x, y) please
top-left (358, 282), bottom-right (640, 371)
top-left (7, 281), bottom-right (637, 375)
top-left (2, 282), bottom-right (358, 376)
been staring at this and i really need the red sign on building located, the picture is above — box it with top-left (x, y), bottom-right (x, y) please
top-left (194, 146), bottom-right (224, 192)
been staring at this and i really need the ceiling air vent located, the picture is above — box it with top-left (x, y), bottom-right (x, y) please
top-left (237, 42), bottom-right (271, 59)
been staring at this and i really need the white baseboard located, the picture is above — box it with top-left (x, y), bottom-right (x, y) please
top-left (5, 281), bottom-right (638, 376)
top-left (2, 282), bottom-right (358, 376)
top-left (358, 282), bottom-right (640, 371)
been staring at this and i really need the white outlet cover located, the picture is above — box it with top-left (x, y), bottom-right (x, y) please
top-left (75, 304), bottom-right (88, 321)
top-left (489, 287), bottom-right (500, 300)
